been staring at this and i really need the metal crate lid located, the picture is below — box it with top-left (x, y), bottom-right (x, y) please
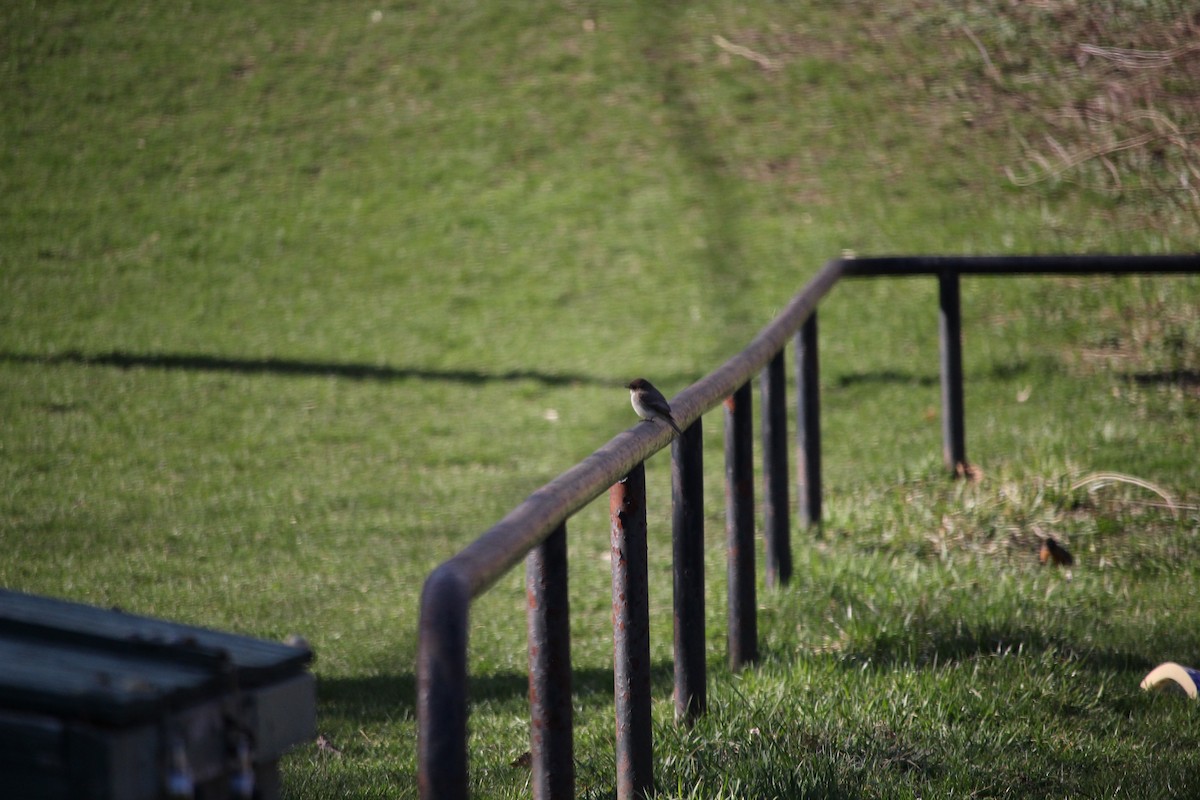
top-left (0, 589), bottom-right (313, 727)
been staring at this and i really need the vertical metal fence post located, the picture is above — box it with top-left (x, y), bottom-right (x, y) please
top-left (796, 313), bottom-right (822, 528)
top-left (938, 270), bottom-right (968, 475)
top-left (761, 350), bottom-right (792, 588)
top-left (526, 522), bottom-right (574, 800)
top-left (610, 463), bottom-right (653, 800)
top-left (417, 566), bottom-right (471, 800)
top-left (724, 382), bottom-right (758, 670)
top-left (671, 419), bottom-right (706, 725)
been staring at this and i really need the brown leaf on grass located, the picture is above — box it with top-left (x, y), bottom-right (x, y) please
top-left (1039, 536), bottom-right (1075, 567)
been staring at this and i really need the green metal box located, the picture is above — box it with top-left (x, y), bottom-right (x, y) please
top-left (0, 590), bottom-right (316, 799)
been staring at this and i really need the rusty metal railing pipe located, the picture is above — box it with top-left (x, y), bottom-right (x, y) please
top-left (795, 312), bottom-right (822, 528)
top-left (938, 270), bottom-right (968, 475)
top-left (416, 564), bottom-right (471, 800)
top-left (610, 463), bottom-right (653, 800)
top-left (526, 521), bottom-right (574, 800)
top-left (761, 350), bottom-right (792, 588)
top-left (724, 382), bottom-right (758, 670)
top-left (840, 253), bottom-right (1200, 276)
top-left (416, 258), bottom-right (843, 797)
top-left (671, 419), bottom-right (706, 725)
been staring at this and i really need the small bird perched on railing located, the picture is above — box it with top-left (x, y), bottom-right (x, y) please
top-left (626, 378), bottom-right (683, 436)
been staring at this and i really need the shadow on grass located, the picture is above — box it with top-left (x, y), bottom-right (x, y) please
top-left (816, 621), bottom-right (1158, 674)
top-left (1, 349), bottom-right (610, 387)
top-left (835, 369), bottom-right (939, 388)
top-left (317, 661), bottom-right (677, 723)
top-left (1129, 368), bottom-right (1200, 389)
top-left (832, 358), bottom-right (1064, 389)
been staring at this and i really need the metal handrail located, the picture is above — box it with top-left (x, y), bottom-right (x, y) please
top-left (417, 254), bottom-right (1200, 799)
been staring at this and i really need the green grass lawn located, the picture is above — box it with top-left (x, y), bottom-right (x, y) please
top-left (3, 1), bottom-right (1200, 797)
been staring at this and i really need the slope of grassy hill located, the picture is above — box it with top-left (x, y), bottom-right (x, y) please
top-left (3, 2), bottom-right (1199, 797)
